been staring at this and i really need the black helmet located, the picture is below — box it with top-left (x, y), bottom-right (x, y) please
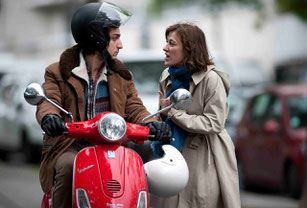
top-left (71, 2), bottom-right (131, 51)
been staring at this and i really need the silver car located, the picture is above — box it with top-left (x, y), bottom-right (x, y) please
top-left (0, 73), bottom-right (43, 162)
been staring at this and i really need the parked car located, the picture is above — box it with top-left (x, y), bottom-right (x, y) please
top-left (235, 83), bottom-right (307, 198)
top-left (118, 50), bottom-right (165, 114)
top-left (225, 88), bottom-right (249, 142)
top-left (0, 52), bottom-right (15, 81)
top-left (0, 70), bottom-right (44, 162)
top-left (117, 50), bottom-right (164, 162)
top-left (214, 58), bottom-right (268, 142)
top-left (275, 57), bottom-right (307, 84)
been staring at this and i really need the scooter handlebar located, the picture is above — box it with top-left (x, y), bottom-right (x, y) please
top-left (147, 135), bottom-right (175, 144)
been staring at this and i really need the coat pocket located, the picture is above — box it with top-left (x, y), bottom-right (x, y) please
top-left (188, 134), bottom-right (202, 150)
top-left (42, 135), bottom-right (57, 150)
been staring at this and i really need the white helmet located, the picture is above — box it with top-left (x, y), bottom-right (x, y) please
top-left (144, 145), bottom-right (189, 197)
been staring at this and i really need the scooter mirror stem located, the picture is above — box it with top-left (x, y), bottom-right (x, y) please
top-left (142, 104), bottom-right (174, 123)
top-left (142, 89), bottom-right (192, 123)
top-left (45, 97), bottom-right (74, 123)
top-left (24, 82), bottom-right (74, 122)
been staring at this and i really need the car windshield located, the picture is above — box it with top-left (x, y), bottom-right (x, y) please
top-left (124, 60), bottom-right (165, 94)
top-left (288, 95), bottom-right (307, 129)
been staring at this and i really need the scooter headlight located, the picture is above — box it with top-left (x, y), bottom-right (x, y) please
top-left (98, 113), bottom-right (126, 141)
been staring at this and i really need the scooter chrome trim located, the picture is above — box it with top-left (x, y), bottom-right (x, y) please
top-left (137, 191), bottom-right (147, 208)
top-left (76, 188), bottom-right (91, 208)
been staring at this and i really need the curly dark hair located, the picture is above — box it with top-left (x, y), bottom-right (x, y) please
top-left (165, 23), bottom-right (214, 72)
top-left (81, 26), bottom-right (111, 56)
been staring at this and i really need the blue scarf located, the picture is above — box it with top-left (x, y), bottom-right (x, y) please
top-left (152, 66), bottom-right (193, 157)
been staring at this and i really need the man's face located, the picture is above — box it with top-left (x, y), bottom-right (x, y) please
top-left (107, 27), bottom-right (123, 60)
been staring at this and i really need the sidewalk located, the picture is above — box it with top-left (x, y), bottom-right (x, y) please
top-left (241, 191), bottom-right (299, 208)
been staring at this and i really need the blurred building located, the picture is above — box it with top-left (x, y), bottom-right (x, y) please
top-left (0, 0), bottom-right (306, 81)
top-left (0, 0), bottom-right (84, 65)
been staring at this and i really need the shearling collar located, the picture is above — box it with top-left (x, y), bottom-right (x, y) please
top-left (59, 45), bottom-right (132, 81)
top-left (71, 53), bottom-right (108, 84)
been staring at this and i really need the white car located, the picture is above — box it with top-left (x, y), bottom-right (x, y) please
top-left (0, 72), bottom-right (43, 162)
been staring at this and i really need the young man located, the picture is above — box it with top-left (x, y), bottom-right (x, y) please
top-left (36, 2), bottom-right (171, 207)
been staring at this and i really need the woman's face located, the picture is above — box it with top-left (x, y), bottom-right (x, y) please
top-left (163, 31), bottom-right (185, 68)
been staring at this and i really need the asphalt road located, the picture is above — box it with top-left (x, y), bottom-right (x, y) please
top-left (0, 155), bottom-right (300, 208)
top-left (0, 160), bottom-right (42, 208)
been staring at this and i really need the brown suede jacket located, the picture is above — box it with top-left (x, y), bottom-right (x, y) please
top-left (36, 45), bottom-right (155, 193)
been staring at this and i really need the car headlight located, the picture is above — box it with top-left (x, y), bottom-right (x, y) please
top-left (98, 113), bottom-right (126, 142)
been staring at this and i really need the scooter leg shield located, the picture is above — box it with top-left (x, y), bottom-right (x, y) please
top-left (72, 145), bottom-right (149, 208)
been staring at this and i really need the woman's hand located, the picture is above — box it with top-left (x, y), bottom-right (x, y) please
top-left (159, 91), bottom-right (171, 119)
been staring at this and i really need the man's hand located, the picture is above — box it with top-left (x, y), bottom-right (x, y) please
top-left (41, 114), bottom-right (66, 137)
top-left (146, 122), bottom-right (172, 142)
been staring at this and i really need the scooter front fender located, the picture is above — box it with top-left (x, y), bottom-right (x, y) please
top-left (72, 145), bottom-right (148, 208)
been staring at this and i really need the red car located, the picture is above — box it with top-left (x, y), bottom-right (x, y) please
top-left (235, 83), bottom-right (307, 198)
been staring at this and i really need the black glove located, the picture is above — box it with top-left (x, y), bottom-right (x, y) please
top-left (146, 122), bottom-right (172, 142)
top-left (41, 114), bottom-right (66, 137)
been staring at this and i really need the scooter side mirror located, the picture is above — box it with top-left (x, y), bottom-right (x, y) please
top-left (170, 88), bottom-right (192, 110)
top-left (23, 82), bottom-right (74, 122)
top-left (24, 82), bottom-right (46, 105)
top-left (142, 89), bottom-right (192, 123)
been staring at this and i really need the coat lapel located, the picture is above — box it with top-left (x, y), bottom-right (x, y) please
top-left (67, 76), bottom-right (86, 121)
top-left (190, 65), bottom-right (215, 94)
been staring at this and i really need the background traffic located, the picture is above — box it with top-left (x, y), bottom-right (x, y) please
top-left (0, 0), bottom-right (306, 207)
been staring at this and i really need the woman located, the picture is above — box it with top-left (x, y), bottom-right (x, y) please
top-left (152, 23), bottom-right (241, 208)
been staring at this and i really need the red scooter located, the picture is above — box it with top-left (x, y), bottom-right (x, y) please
top-left (24, 83), bottom-right (191, 208)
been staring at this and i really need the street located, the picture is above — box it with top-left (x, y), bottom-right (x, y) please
top-left (0, 158), bottom-right (42, 208)
top-left (0, 154), bottom-right (300, 208)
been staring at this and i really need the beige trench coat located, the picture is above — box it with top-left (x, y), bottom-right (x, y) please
top-left (156, 65), bottom-right (240, 208)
